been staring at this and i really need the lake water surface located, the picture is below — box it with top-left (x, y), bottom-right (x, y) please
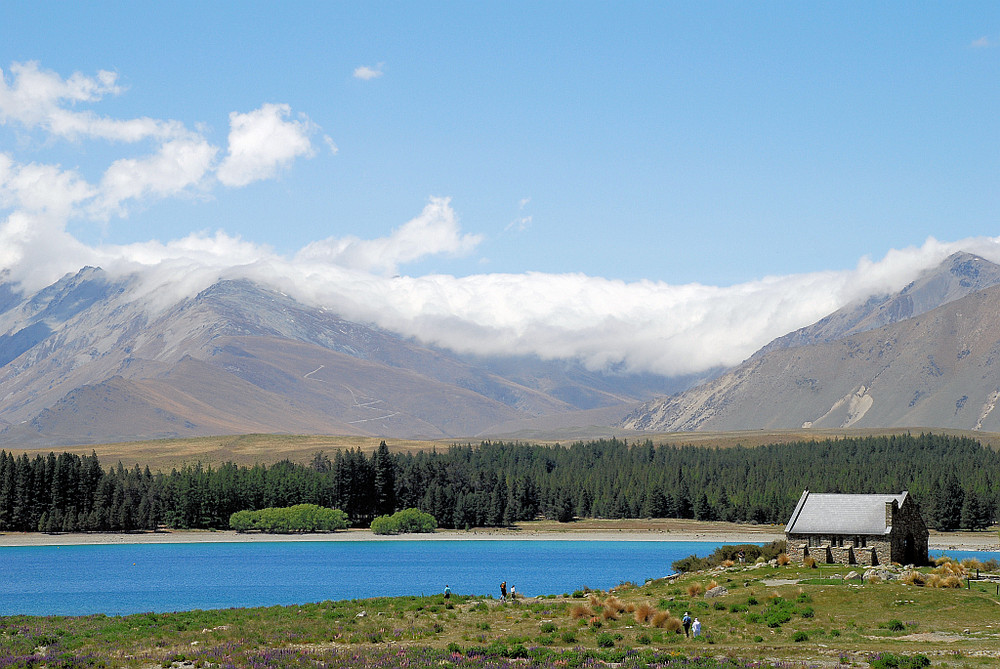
top-left (1, 540), bottom-right (994, 616)
top-left (1, 540), bottom-right (721, 616)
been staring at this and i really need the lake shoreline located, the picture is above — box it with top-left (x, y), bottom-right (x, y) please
top-left (1, 525), bottom-right (996, 552)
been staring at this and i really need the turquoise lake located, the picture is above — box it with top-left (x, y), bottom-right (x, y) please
top-left (1, 540), bottom-right (725, 616)
top-left (0, 540), bottom-right (994, 616)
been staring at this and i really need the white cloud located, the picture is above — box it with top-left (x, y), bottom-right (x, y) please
top-left (295, 196), bottom-right (482, 275)
top-left (92, 138), bottom-right (218, 218)
top-left (353, 64), bottom-right (384, 80)
top-left (971, 36), bottom-right (992, 48)
top-left (216, 103), bottom-right (316, 187)
top-left (0, 61), bottom-right (185, 142)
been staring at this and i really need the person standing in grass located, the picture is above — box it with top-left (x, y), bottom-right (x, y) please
top-left (692, 618), bottom-right (701, 637)
top-left (500, 581), bottom-right (507, 601)
top-left (682, 612), bottom-right (692, 637)
top-left (444, 584), bottom-right (451, 599)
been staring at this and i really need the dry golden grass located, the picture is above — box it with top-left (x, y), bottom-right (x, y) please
top-left (569, 604), bottom-right (590, 620)
top-left (777, 553), bottom-right (791, 565)
top-left (601, 607), bottom-right (618, 620)
top-left (663, 616), bottom-right (683, 634)
top-left (803, 556), bottom-right (816, 568)
top-left (634, 602), bottom-right (655, 623)
top-left (686, 583), bottom-right (704, 597)
top-left (604, 595), bottom-right (625, 613)
top-left (588, 595), bottom-right (602, 608)
top-left (939, 574), bottom-right (964, 588)
top-left (707, 579), bottom-right (718, 590)
top-left (721, 559), bottom-right (735, 567)
top-left (933, 560), bottom-right (966, 577)
top-left (650, 610), bottom-right (670, 628)
top-left (901, 571), bottom-right (926, 586)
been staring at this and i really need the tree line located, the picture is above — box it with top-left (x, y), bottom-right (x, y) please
top-left (0, 433), bottom-right (996, 533)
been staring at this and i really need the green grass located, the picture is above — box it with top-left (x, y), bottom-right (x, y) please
top-left (4, 562), bottom-right (1000, 668)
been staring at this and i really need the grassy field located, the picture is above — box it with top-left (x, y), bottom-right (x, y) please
top-left (7, 427), bottom-right (1000, 472)
top-left (5, 556), bottom-right (999, 668)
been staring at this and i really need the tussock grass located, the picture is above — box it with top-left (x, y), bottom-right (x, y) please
top-left (650, 610), bottom-right (670, 628)
top-left (687, 583), bottom-right (704, 597)
top-left (569, 604), bottom-right (590, 619)
top-left (777, 553), bottom-right (791, 566)
top-left (604, 595), bottom-right (626, 613)
top-left (634, 602), bottom-right (655, 623)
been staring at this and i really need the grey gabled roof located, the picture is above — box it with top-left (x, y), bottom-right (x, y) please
top-left (784, 490), bottom-right (908, 535)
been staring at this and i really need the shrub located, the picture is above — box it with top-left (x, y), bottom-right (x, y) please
top-left (747, 595), bottom-right (759, 606)
top-left (766, 611), bottom-right (791, 627)
top-left (777, 553), bottom-right (791, 566)
top-left (869, 652), bottom-right (931, 669)
top-left (792, 630), bottom-right (809, 642)
top-left (370, 508), bottom-right (437, 535)
top-left (672, 554), bottom-right (710, 573)
top-left (560, 630), bottom-right (576, 643)
top-left (800, 606), bottom-right (814, 618)
top-left (596, 632), bottom-right (615, 648)
top-left (540, 622), bottom-right (557, 634)
top-left (884, 619), bottom-right (905, 632)
top-left (230, 504), bottom-right (349, 533)
top-left (636, 632), bottom-right (651, 645)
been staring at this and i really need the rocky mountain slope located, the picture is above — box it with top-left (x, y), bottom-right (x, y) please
top-left (620, 252), bottom-right (1000, 432)
top-left (0, 269), bottom-right (678, 445)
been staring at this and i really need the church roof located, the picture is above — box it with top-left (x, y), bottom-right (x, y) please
top-left (784, 490), bottom-right (908, 535)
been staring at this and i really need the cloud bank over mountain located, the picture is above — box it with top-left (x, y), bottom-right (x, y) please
top-left (2, 61), bottom-right (999, 376)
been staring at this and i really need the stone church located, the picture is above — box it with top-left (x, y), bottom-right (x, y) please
top-left (785, 490), bottom-right (928, 566)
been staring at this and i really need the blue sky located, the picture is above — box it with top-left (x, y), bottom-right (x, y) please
top-left (0, 3), bottom-right (998, 375)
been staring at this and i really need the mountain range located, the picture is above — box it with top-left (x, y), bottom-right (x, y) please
top-left (2, 251), bottom-right (999, 446)
top-left (619, 252), bottom-right (1000, 432)
top-left (0, 268), bottom-right (687, 445)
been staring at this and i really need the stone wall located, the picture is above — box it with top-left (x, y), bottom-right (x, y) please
top-left (786, 534), bottom-right (890, 566)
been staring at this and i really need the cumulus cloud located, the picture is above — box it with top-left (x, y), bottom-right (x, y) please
top-left (0, 62), bottom-right (322, 290)
top-left (971, 36), bottom-right (993, 48)
top-left (216, 103), bottom-right (317, 187)
top-left (353, 64), bottom-right (384, 80)
top-left (92, 138), bottom-right (218, 218)
top-left (295, 196), bottom-right (482, 275)
top-left (0, 61), bottom-right (185, 142)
